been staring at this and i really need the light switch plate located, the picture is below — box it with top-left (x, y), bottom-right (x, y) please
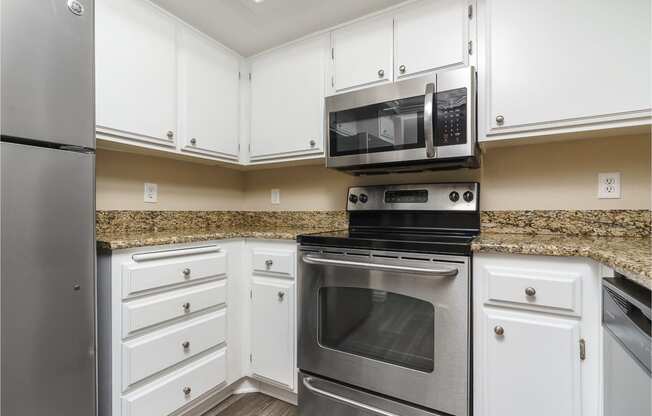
top-left (144, 183), bottom-right (158, 203)
top-left (598, 172), bottom-right (621, 199)
top-left (271, 188), bottom-right (280, 205)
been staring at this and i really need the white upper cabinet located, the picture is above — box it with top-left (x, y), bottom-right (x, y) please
top-left (96, 0), bottom-right (177, 146)
top-left (479, 0), bottom-right (652, 141)
top-left (178, 27), bottom-right (240, 160)
top-left (395, 0), bottom-right (471, 80)
top-left (249, 34), bottom-right (328, 161)
top-left (331, 14), bottom-right (394, 92)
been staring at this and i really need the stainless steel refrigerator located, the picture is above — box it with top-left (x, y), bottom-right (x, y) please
top-left (1, 0), bottom-right (96, 415)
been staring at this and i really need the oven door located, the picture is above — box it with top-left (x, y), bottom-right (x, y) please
top-left (298, 248), bottom-right (470, 416)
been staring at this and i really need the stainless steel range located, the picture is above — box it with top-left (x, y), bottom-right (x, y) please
top-left (297, 183), bottom-right (480, 416)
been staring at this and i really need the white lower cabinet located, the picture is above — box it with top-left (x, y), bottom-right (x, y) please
top-left (473, 254), bottom-right (602, 416)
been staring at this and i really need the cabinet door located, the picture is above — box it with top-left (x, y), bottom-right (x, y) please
top-left (395, 0), bottom-right (470, 79)
top-left (479, 308), bottom-right (581, 416)
top-left (178, 28), bottom-right (240, 160)
top-left (250, 277), bottom-right (295, 390)
top-left (481, 0), bottom-right (651, 139)
top-left (250, 34), bottom-right (327, 161)
top-left (332, 15), bottom-right (394, 92)
top-left (96, 0), bottom-right (177, 146)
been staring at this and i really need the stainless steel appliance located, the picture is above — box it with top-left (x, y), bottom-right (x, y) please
top-left (603, 277), bottom-right (651, 416)
top-left (1, 1), bottom-right (96, 415)
top-left (298, 183), bottom-right (480, 416)
top-left (325, 67), bottom-right (478, 174)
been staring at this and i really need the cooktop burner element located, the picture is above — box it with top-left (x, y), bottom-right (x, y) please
top-left (298, 182), bottom-right (480, 256)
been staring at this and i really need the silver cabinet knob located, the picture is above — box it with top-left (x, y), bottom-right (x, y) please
top-left (309, 139), bottom-right (316, 147)
top-left (494, 325), bottom-right (505, 336)
top-left (495, 115), bottom-right (504, 124)
top-left (183, 387), bottom-right (192, 396)
top-left (190, 138), bottom-right (197, 145)
top-left (378, 69), bottom-right (385, 77)
top-left (399, 65), bottom-right (406, 73)
top-left (265, 259), bottom-right (273, 268)
top-left (525, 287), bottom-right (536, 297)
top-left (278, 291), bottom-right (285, 301)
top-left (182, 268), bottom-right (191, 277)
top-left (182, 341), bottom-right (190, 349)
top-left (182, 302), bottom-right (191, 312)
top-left (167, 130), bottom-right (174, 139)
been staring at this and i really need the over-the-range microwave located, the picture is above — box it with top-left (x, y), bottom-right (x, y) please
top-left (325, 66), bottom-right (478, 174)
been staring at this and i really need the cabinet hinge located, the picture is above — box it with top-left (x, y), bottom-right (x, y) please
top-left (331, 76), bottom-right (335, 88)
top-left (468, 4), bottom-right (473, 19)
top-left (248, 73), bottom-right (252, 81)
top-left (468, 41), bottom-right (473, 55)
top-left (238, 143), bottom-right (241, 152)
top-left (250, 289), bottom-right (253, 299)
top-left (238, 71), bottom-right (241, 80)
top-left (248, 143), bottom-right (251, 153)
top-left (331, 47), bottom-right (334, 60)
top-left (249, 353), bottom-right (253, 363)
top-left (579, 339), bottom-right (586, 361)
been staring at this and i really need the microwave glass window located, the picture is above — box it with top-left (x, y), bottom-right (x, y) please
top-left (436, 87), bottom-right (467, 146)
top-left (329, 96), bottom-right (426, 157)
top-left (319, 286), bottom-right (435, 373)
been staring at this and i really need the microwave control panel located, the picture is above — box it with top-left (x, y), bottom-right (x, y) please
top-left (436, 87), bottom-right (467, 146)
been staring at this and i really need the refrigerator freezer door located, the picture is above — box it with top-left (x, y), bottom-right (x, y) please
top-left (1, 0), bottom-right (95, 149)
top-left (1, 143), bottom-right (95, 415)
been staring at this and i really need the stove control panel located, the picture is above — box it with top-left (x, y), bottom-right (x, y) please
top-left (347, 183), bottom-right (479, 212)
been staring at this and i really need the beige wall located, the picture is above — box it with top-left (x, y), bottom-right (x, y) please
top-left (96, 134), bottom-right (651, 211)
top-left (96, 150), bottom-right (245, 210)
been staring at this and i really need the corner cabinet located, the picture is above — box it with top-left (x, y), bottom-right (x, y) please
top-left (96, 0), bottom-right (177, 147)
top-left (473, 254), bottom-right (602, 416)
top-left (248, 34), bottom-right (329, 163)
top-left (478, 0), bottom-right (652, 141)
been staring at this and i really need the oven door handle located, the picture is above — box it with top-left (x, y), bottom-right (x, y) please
top-left (302, 376), bottom-right (400, 416)
top-left (424, 82), bottom-right (436, 159)
top-left (302, 254), bottom-right (458, 278)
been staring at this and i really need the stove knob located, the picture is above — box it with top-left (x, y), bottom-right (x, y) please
top-left (349, 194), bottom-right (358, 204)
top-left (359, 194), bottom-right (368, 203)
top-left (463, 191), bottom-right (474, 203)
top-left (449, 191), bottom-right (460, 202)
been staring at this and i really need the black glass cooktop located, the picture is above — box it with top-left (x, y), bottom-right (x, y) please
top-left (297, 229), bottom-right (475, 256)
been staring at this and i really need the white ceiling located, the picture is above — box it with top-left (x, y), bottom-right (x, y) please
top-left (149, 0), bottom-right (403, 56)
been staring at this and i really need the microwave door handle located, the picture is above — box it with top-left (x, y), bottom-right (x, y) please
top-left (302, 254), bottom-right (458, 278)
top-left (302, 377), bottom-right (400, 416)
top-left (424, 82), bottom-right (436, 158)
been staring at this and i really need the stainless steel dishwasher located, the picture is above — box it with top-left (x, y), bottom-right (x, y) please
top-left (602, 277), bottom-right (651, 416)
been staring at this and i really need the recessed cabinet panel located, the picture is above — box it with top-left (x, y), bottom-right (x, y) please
top-left (482, 308), bottom-right (581, 416)
top-left (395, 0), bottom-right (469, 79)
top-left (250, 34), bottom-right (328, 160)
top-left (332, 15), bottom-right (394, 92)
top-left (178, 27), bottom-right (240, 159)
top-left (96, 0), bottom-right (177, 145)
top-left (482, 0), bottom-right (651, 139)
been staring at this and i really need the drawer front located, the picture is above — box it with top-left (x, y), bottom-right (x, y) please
top-left (122, 252), bottom-right (226, 297)
top-left (483, 265), bottom-right (582, 316)
top-left (122, 280), bottom-right (226, 337)
top-left (252, 249), bottom-right (295, 277)
top-left (122, 311), bottom-right (226, 389)
top-left (122, 348), bottom-right (226, 416)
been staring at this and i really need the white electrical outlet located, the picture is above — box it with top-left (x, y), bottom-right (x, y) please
top-left (598, 173), bottom-right (621, 199)
top-left (271, 188), bottom-right (281, 205)
top-left (144, 183), bottom-right (158, 203)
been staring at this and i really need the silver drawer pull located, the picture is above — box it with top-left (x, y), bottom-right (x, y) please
top-left (182, 268), bottom-right (191, 277)
top-left (265, 259), bottom-right (273, 268)
top-left (302, 377), bottom-right (398, 416)
top-left (494, 326), bottom-right (505, 336)
top-left (525, 287), bottom-right (536, 297)
top-left (183, 387), bottom-right (191, 396)
top-left (182, 302), bottom-right (191, 312)
top-left (302, 255), bottom-right (458, 278)
top-left (182, 341), bottom-right (190, 350)
top-left (278, 291), bottom-right (285, 301)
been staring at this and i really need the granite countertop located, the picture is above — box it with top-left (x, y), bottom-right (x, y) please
top-left (472, 233), bottom-right (651, 290)
top-left (96, 226), bottom-right (341, 250)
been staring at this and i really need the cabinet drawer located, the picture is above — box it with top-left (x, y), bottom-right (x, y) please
top-left (122, 280), bottom-right (226, 337)
top-left (122, 249), bottom-right (226, 297)
top-left (252, 249), bottom-right (295, 277)
top-left (483, 265), bottom-right (582, 316)
top-left (122, 348), bottom-right (226, 416)
top-left (122, 311), bottom-right (226, 389)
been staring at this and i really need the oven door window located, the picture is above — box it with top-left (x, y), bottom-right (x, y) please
top-left (329, 95), bottom-right (426, 157)
top-left (319, 287), bottom-right (434, 373)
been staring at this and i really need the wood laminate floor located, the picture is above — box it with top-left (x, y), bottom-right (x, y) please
top-left (203, 393), bottom-right (298, 416)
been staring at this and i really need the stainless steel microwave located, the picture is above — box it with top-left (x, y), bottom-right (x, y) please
top-left (325, 66), bottom-right (478, 174)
